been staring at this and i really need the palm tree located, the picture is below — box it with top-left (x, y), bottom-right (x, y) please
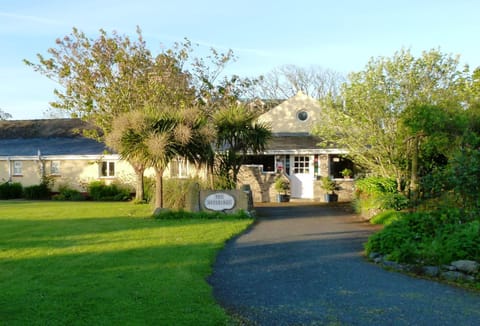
top-left (214, 104), bottom-right (272, 189)
top-left (107, 105), bottom-right (214, 209)
top-left (106, 110), bottom-right (149, 202)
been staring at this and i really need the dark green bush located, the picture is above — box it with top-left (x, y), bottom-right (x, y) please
top-left (365, 209), bottom-right (480, 265)
top-left (370, 210), bottom-right (405, 225)
top-left (355, 177), bottom-right (397, 196)
top-left (378, 193), bottom-right (409, 211)
top-left (0, 182), bottom-right (23, 199)
top-left (354, 177), bottom-right (408, 217)
top-left (143, 177), bottom-right (155, 203)
top-left (23, 183), bottom-right (51, 200)
top-left (52, 185), bottom-right (85, 201)
top-left (436, 221), bottom-right (480, 264)
top-left (87, 181), bottom-right (131, 201)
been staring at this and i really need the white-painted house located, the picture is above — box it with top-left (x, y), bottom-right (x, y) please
top-left (0, 92), bottom-right (354, 202)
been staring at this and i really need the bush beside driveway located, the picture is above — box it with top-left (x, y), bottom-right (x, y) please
top-left (210, 203), bottom-right (480, 325)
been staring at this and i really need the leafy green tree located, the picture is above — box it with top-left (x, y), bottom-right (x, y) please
top-left (213, 105), bottom-right (271, 189)
top-left (315, 49), bottom-right (468, 190)
top-left (399, 104), bottom-right (468, 202)
top-left (24, 27), bottom-right (240, 201)
top-left (24, 27), bottom-right (195, 136)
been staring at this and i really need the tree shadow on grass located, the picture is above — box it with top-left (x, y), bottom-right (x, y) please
top-left (1, 241), bottom-right (230, 325)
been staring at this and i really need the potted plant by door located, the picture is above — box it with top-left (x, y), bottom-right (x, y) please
top-left (320, 176), bottom-right (338, 202)
top-left (275, 176), bottom-right (290, 202)
top-left (341, 168), bottom-right (353, 179)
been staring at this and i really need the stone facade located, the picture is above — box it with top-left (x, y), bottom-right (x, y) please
top-left (238, 166), bottom-right (277, 203)
top-left (238, 164), bottom-right (355, 203)
top-left (314, 178), bottom-right (355, 202)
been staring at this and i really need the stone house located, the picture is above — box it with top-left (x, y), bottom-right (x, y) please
top-left (238, 91), bottom-right (355, 202)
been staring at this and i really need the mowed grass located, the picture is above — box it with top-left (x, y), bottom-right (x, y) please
top-left (0, 201), bottom-right (253, 325)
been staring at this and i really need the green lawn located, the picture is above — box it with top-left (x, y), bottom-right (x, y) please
top-left (0, 201), bottom-right (253, 325)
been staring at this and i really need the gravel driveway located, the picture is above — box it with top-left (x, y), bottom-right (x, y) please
top-left (209, 203), bottom-right (480, 325)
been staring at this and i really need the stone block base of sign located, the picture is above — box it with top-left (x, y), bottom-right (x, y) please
top-left (190, 189), bottom-right (253, 214)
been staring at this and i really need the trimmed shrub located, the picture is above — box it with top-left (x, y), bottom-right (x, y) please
top-left (23, 183), bottom-right (51, 200)
top-left (0, 182), bottom-right (23, 199)
top-left (52, 185), bottom-right (86, 201)
top-left (87, 181), bottom-right (131, 201)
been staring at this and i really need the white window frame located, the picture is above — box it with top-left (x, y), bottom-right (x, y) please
top-left (100, 161), bottom-right (115, 178)
top-left (50, 161), bottom-right (61, 175)
top-left (170, 157), bottom-right (189, 178)
top-left (293, 156), bottom-right (310, 174)
top-left (13, 161), bottom-right (22, 176)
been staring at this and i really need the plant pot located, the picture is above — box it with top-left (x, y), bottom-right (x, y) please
top-left (324, 193), bottom-right (338, 203)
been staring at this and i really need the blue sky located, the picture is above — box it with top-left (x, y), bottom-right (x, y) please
top-left (1, 0), bottom-right (479, 119)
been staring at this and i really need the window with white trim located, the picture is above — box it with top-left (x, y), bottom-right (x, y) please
top-left (170, 157), bottom-right (189, 178)
top-left (13, 161), bottom-right (22, 175)
top-left (50, 161), bottom-right (61, 175)
top-left (293, 156), bottom-right (310, 174)
top-left (100, 161), bottom-right (115, 177)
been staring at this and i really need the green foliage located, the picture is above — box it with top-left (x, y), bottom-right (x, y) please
top-left (439, 221), bottom-right (480, 263)
top-left (23, 182), bottom-right (51, 200)
top-left (320, 176), bottom-right (336, 193)
top-left (316, 49), bottom-right (470, 192)
top-left (143, 176), bottom-right (155, 203)
top-left (214, 104), bottom-right (272, 188)
top-left (450, 148), bottom-right (480, 213)
top-left (87, 181), bottom-right (131, 201)
top-left (52, 184), bottom-right (85, 201)
top-left (420, 145), bottom-right (480, 217)
top-left (163, 177), bottom-right (203, 210)
top-left (341, 168), bottom-right (353, 177)
top-left (366, 209), bottom-right (480, 265)
top-left (0, 182), bottom-right (23, 199)
top-left (354, 177), bottom-right (407, 218)
top-left (370, 210), bottom-right (405, 225)
top-left (274, 176), bottom-right (290, 194)
top-left (213, 174), bottom-right (236, 190)
top-left (143, 177), bottom-right (206, 210)
top-left (378, 192), bottom-right (410, 211)
top-left (355, 177), bottom-right (397, 196)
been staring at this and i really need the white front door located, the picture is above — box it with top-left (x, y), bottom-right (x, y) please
top-left (289, 155), bottom-right (314, 199)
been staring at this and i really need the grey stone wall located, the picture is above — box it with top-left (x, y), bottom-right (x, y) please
top-left (314, 178), bottom-right (355, 202)
top-left (237, 165), bottom-right (277, 202)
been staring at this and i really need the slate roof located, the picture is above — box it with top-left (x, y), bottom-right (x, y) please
top-left (0, 119), bottom-right (110, 156)
top-left (0, 137), bottom-right (109, 156)
top-left (266, 133), bottom-right (322, 151)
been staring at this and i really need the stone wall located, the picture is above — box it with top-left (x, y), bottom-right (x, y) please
top-left (237, 165), bottom-right (277, 202)
top-left (183, 184), bottom-right (253, 213)
top-left (313, 178), bottom-right (355, 202)
top-left (238, 165), bottom-right (356, 203)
